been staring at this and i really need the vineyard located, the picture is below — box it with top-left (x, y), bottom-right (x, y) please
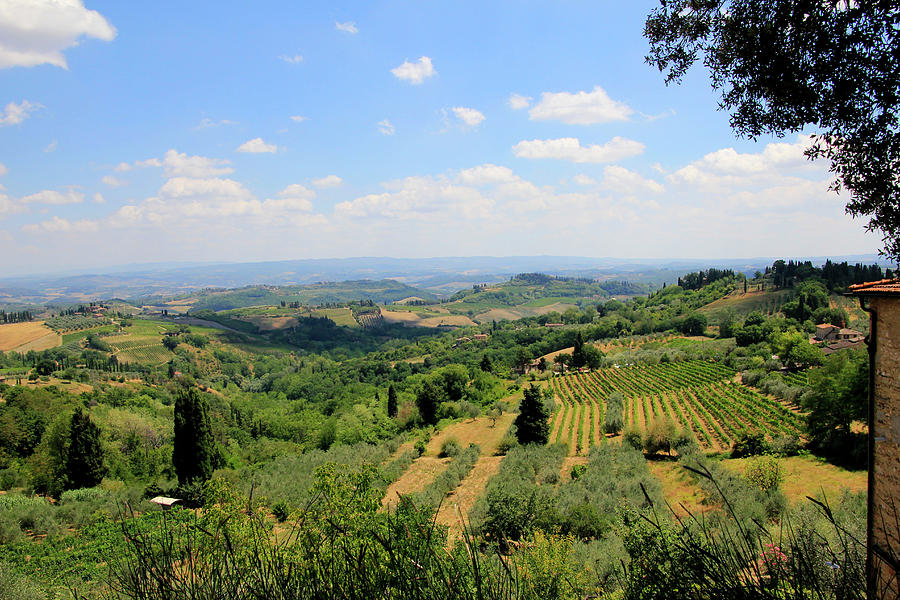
top-left (105, 334), bottom-right (172, 365)
top-left (549, 360), bottom-right (804, 453)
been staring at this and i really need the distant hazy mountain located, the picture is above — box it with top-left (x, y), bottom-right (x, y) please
top-left (0, 254), bottom-right (890, 306)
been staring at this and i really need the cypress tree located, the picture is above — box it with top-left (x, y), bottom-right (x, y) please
top-left (65, 408), bottom-right (106, 490)
top-left (173, 387), bottom-right (216, 486)
top-left (479, 353), bottom-right (492, 373)
top-left (387, 384), bottom-right (398, 418)
top-left (514, 384), bottom-right (550, 445)
top-left (571, 331), bottom-right (586, 368)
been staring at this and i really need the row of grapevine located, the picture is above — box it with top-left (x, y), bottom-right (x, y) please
top-left (550, 361), bottom-right (803, 453)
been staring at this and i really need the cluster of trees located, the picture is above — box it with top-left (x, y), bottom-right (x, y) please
top-left (766, 259), bottom-right (891, 291)
top-left (0, 310), bottom-right (34, 324)
top-left (677, 268), bottom-right (737, 291)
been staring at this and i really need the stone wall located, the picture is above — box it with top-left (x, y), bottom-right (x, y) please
top-left (871, 296), bottom-right (900, 595)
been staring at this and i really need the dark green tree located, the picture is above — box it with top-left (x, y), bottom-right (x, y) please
top-left (514, 384), bottom-right (550, 445)
top-left (415, 378), bottom-right (442, 426)
top-left (679, 312), bottom-right (708, 336)
top-left (803, 348), bottom-right (868, 463)
top-left (387, 384), bottom-right (398, 418)
top-left (65, 408), bottom-right (106, 490)
top-left (173, 387), bottom-right (216, 486)
top-left (645, 1), bottom-right (900, 260)
top-left (162, 335), bottom-right (179, 351)
top-left (571, 331), bottom-right (586, 368)
top-left (479, 353), bottom-right (493, 373)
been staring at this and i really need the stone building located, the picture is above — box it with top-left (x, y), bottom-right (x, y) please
top-left (850, 279), bottom-right (900, 597)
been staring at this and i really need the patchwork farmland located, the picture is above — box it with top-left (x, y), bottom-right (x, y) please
top-left (548, 360), bottom-right (803, 453)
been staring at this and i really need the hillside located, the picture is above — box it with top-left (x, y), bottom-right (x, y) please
top-left (0, 262), bottom-right (882, 598)
top-left (134, 279), bottom-right (439, 313)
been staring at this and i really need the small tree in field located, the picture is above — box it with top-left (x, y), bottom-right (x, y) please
top-left (514, 384), bottom-right (549, 445)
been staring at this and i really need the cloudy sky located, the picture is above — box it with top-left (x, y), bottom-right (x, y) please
top-left (0, 0), bottom-right (879, 275)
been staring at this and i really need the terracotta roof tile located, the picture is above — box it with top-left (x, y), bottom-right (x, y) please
top-left (849, 279), bottom-right (900, 295)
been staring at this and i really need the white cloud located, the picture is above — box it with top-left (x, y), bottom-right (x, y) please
top-left (451, 106), bottom-right (485, 128)
top-left (290, 115), bottom-right (307, 123)
top-left (669, 135), bottom-right (816, 189)
top-left (0, 100), bottom-right (41, 126)
top-left (528, 86), bottom-right (632, 125)
top-left (336, 175), bottom-right (492, 221)
top-left (236, 138), bottom-right (279, 154)
top-left (0, 162), bottom-right (6, 176)
top-left (161, 150), bottom-right (232, 177)
top-left (263, 184), bottom-right (316, 212)
top-left (311, 175), bottom-right (342, 188)
top-left (457, 164), bottom-right (518, 185)
top-left (377, 119), bottom-right (395, 135)
top-left (135, 157), bottom-right (162, 168)
top-left (92, 192), bottom-right (105, 203)
top-left (43, 140), bottom-right (57, 153)
top-left (279, 54), bottom-right (303, 64)
top-left (20, 189), bottom-right (84, 205)
top-left (23, 216), bottom-right (98, 233)
top-left (571, 174), bottom-right (597, 186)
top-left (512, 137), bottom-right (645, 163)
top-left (508, 94), bottom-right (531, 110)
top-left (101, 177), bottom-right (326, 230)
top-left (101, 175), bottom-right (126, 188)
top-left (600, 166), bottom-right (664, 194)
top-left (116, 151), bottom-right (233, 178)
top-left (335, 21), bottom-right (358, 34)
top-left (0, 191), bottom-right (26, 218)
top-left (0, 0), bottom-right (116, 69)
top-left (390, 56), bottom-right (435, 85)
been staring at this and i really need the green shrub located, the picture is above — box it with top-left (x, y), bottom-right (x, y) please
top-left (569, 464), bottom-right (587, 481)
top-left (770, 434), bottom-right (802, 457)
top-left (496, 434), bottom-right (518, 455)
top-left (643, 418), bottom-right (677, 455)
top-left (745, 455), bottom-right (783, 493)
top-left (537, 464), bottom-right (560, 485)
top-left (272, 501), bottom-right (290, 522)
top-left (438, 438), bottom-right (461, 458)
top-left (731, 431), bottom-right (768, 458)
top-left (0, 563), bottom-right (44, 600)
top-left (623, 427), bottom-right (643, 451)
top-left (59, 486), bottom-right (107, 504)
top-left (0, 468), bottom-right (24, 491)
top-left (414, 439), bottom-right (427, 456)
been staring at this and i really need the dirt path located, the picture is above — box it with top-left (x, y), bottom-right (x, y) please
top-left (646, 459), bottom-right (710, 517)
top-left (592, 397), bottom-right (603, 447)
top-left (435, 456), bottom-right (504, 540)
top-left (382, 457), bottom-right (450, 509)
top-left (579, 397), bottom-right (593, 454)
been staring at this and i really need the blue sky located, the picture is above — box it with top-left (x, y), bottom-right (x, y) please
top-left (0, 0), bottom-right (879, 275)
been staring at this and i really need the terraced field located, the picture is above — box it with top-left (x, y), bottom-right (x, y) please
top-left (548, 361), bottom-right (803, 453)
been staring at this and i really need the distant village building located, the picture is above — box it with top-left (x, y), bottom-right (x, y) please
top-left (814, 323), bottom-right (865, 343)
top-left (544, 323), bottom-right (564, 328)
top-left (850, 279), bottom-right (900, 598)
top-left (473, 333), bottom-right (489, 341)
